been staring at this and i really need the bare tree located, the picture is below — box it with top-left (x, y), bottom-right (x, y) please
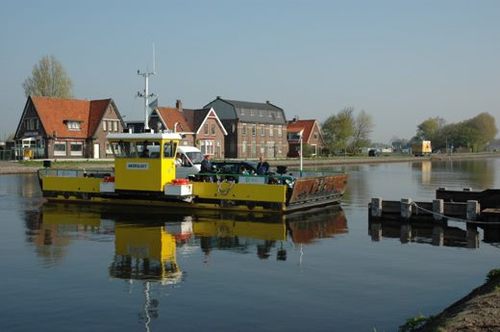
top-left (23, 55), bottom-right (73, 98)
top-left (348, 110), bottom-right (373, 153)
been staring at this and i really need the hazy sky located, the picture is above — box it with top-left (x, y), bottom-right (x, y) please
top-left (1, 0), bottom-right (499, 142)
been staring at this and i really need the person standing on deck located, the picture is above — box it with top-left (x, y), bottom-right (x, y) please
top-left (257, 156), bottom-right (270, 175)
top-left (200, 154), bottom-right (212, 173)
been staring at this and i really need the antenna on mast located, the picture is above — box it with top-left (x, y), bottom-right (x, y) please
top-left (136, 44), bottom-right (157, 131)
top-left (152, 43), bottom-right (156, 75)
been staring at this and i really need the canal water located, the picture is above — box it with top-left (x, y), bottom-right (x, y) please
top-left (1, 158), bottom-right (499, 331)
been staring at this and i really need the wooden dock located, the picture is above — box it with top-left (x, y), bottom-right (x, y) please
top-left (368, 188), bottom-right (500, 246)
top-left (369, 188), bottom-right (500, 223)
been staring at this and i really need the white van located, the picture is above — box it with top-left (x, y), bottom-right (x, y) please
top-left (175, 146), bottom-right (203, 179)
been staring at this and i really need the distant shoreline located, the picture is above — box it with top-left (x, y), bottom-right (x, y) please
top-left (1, 151), bottom-right (499, 175)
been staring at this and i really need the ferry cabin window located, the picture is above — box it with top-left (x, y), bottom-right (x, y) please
top-left (137, 141), bottom-right (160, 158)
top-left (112, 141), bottom-right (163, 158)
top-left (163, 141), bottom-right (177, 158)
top-left (113, 141), bottom-right (135, 158)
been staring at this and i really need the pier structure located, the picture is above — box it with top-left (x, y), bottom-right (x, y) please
top-left (368, 188), bottom-right (500, 247)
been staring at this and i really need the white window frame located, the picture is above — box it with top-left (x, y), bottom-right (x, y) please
top-left (70, 142), bottom-right (83, 156)
top-left (67, 121), bottom-right (81, 131)
top-left (200, 140), bottom-right (214, 155)
top-left (54, 141), bottom-right (67, 156)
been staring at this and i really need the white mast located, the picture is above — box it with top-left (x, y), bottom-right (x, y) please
top-left (137, 44), bottom-right (156, 131)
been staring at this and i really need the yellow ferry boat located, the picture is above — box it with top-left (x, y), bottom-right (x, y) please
top-left (38, 132), bottom-right (347, 213)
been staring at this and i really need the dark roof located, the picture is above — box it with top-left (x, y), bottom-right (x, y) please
top-left (204, 97), bottom-right (287, 125)
top-left (183, 108), bottom-right (210, 132)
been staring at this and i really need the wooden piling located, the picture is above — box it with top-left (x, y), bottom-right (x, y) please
top-left (401, 198), bottom-right (412, 219)
top-left (370, 197), bottom-right (382, 217)
top-left (432, 225), bottom-right (444, 246)
top-left (466, 200), bottom-right (480, 221)
top-left (432, 199), bottom-right (444, 220)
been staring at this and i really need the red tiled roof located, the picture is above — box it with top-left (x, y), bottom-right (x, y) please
top-left (155, 107), bottom-right (192, 132)
top-left (88, 99), bottom-right (112, 136)
top-left (31, 96), bottom-right (112, 138)
top-left (287, 120), bottom-right (317, 143)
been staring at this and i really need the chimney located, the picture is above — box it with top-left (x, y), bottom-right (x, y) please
top-left (176, 99), bottom-right (183, 112)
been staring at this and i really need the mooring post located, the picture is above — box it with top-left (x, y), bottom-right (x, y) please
top-left (466, 224), bottom-right (479, 249)
top-left (370, 223), bottom-right (382, 241)
top-left (400, 223), bottom-right (412, 243)
top-left (432, 199), bottom-right (444, 221)
top-left (432, 225), bottom-right (444, 246)
top-left (401, 198), bottom-right (412, 219)
top-left (466, 200), bottom-right (480, 221)
top-left (370, 198), bottom-right (383, 217)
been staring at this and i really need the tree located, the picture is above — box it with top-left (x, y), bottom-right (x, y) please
top-left (416, 117), bottom-right (445, 141)
top-left (435, 113), bottom-right (498, 152)
top-left (348, 110), bottom-right (373, 153)
top-left (22, 55), bottom-right (73, 98)
top-left (322, 107), bottom-right (355, 154)
top-left (465, 112), bottom-right (498, 150)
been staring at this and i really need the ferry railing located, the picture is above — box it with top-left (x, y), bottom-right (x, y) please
top-left (38, 168), bottom-right (113, 178)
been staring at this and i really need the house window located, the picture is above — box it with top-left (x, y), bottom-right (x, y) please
top-left (277, 125), bottom-right (282, 137)
top-left (211, 124), bottom-right (216, 135)
top-left (241, 140), bottom-right (247, 155)
top-left (242, 124), bottom-right (247, 136)
top-left (204, 124), bottom-right (209, 135)
top-left (269, 125), bottom-right (274, 137)
top-left (113, 121), bottom-right (118, 132)
top-left (252, 125), bottom-right (256, 137)
top-left (260, 126), bottom-right (265, 136)
top-left (314, 133), bottom-right (318, 139)
top-left (66, 121), bottom-right (81, 131)
top-left (103, 121), bottom-right (107, 131)
top-left (200, 140), bottom-right (214, 155)
top-left (25, 118), bottom-right (39, 131)
top-left (70, 142), bottom-right (83, 156)
top-left (54, 142), bottom-right (67, 156)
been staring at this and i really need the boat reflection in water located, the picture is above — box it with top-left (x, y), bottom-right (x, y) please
top-left (32, 203), bottom-right (347, 330)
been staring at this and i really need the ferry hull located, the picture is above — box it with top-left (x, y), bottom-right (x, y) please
top-left (39, 172), bottom-right (347, 214)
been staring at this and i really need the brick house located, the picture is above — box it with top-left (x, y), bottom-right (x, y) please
top-left (203, 97), bottom-right (288, 159)
top-left (287, 119), bottom-right (325, 157)
top-left (14, 96), bottom-right (125, 159)
top-left (149, 100), bottom-right (227, 158)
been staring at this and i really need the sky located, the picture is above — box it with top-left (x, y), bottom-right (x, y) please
top-left (1, 0), bottom-right (499, 143)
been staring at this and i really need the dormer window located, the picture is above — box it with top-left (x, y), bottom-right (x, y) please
top-left (64, 120), bottom-right (81, 131)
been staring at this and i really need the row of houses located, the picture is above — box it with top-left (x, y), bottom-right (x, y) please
top-left (14, 95), bottom-right (325, 159)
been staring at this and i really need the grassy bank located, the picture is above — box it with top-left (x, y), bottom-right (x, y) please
top-left (400, 269), bottom-right (500, 331)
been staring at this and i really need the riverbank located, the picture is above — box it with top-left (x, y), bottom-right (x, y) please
top-left (1, 151), bottom-right (499, 175)
top-left (407, 269), bottom-right (500, 332)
